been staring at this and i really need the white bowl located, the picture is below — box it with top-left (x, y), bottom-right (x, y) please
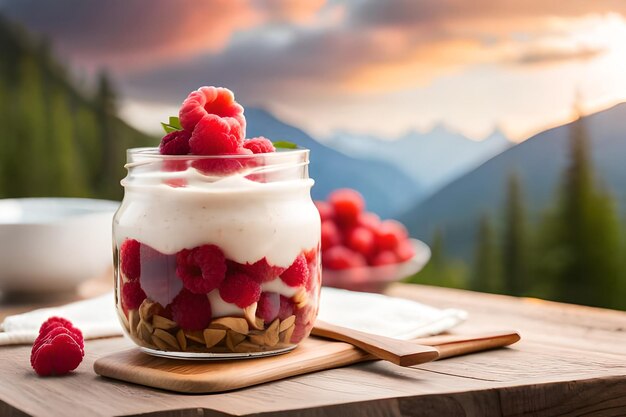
top-left (0, 198), bottom-right (119, 294)
top-left (322, 239), bottom-right (431, 293)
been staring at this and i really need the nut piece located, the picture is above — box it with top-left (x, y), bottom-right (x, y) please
top-left (152, 315), bottom-right (178, 330)
top-left (293, 288), bottom-right (308, 309)
top-left (153, 328), bottom-right (180, 349)
top-left (203, 328), bottom-right (227, 348)
top-left (210, 317), bottom-right (249, 334)
top-left (176, 329), bottom-right (187, 351)
top-left (137, 320), bottom-right (154, 342)
top-left (151, 334), bottom-right (170, 350)
top-left (244, 303), bottom-right (264, 330)
top-left (264, 319), bottom-right (280, 347)
top-left (184, 330), bottom-right (205, 344)
top-left (128, 310), bottom-right (140, 337)
top-left (279, 315), bottom-right (295, 332)
top-left (248, 330), bottom-right (266, 346)
top-left (280, 324), bottom-right (295, 344)
top-left (226, 330), bottom-right (247, 351)
top-left (139, 299), bottom-right (162, 321)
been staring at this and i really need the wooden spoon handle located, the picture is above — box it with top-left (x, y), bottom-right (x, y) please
top-left (312, 320), bottom-right (440, 367)
top-left (413, 331), bottom-right (521, 359)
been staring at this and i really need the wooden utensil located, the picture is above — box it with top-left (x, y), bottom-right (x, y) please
top-left (94, 330), bottom-right (520, 393)
top-left (311, 320), bottom-right (440, 366)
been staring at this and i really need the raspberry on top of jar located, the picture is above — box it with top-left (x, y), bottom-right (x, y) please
top-left (114, 86), bottom-right (321, 356)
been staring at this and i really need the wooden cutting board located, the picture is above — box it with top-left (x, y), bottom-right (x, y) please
top-left (93, 331), bottom-right (519, 393)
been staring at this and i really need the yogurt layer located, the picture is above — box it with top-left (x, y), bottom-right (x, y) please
top-left (115, 170), bottom-right (321, 268)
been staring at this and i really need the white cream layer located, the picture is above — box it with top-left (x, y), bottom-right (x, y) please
top-left (115, 174), bottom-right (320, 268)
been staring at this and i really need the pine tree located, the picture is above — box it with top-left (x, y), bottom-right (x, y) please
top-left (94, 71), bottom-right (119, 198)
top-left (540, 112), bottom-right (622, 308)
top-left (472, 213), bottom-right (501, 293)
top-left (502, 173), bottom-right (527, 296)
top-left (406, 228), bottom-right (468, 288)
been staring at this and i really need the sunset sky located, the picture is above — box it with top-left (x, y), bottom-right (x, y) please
top-left (2, 0), bottom-right (626, 141)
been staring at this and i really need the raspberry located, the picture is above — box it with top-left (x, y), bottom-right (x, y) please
top-left (346, 226), bottom-right (376, 257)
top-left (140, 245), bottom-right (182, 307)
top-left (278, 295), bottom-right (294, 320)
top-left (121, 280), bottom-right (146, 311)
top-left (179, 86), bottom-right (246, 134)
top-left (291, 304), bottom-right (314, 343)
top-left (176, 245), bottom-right (227, 294)
top-left (280, 255), bottom-right (309, 287)
top-left (192, 148), bottom-right (253, 176)
top-left (322, 246), bottom-right (366, 270)
top-left (243, 137), bottom-right (275, 154)
top-left (241, 258), bottom-right (285, 283)
top-left (358, 212), bottom-right (381, 232)
top-left (189, 115), bottom-right (244, 155)
top-left (170, 289), bottom-right (212, 331)
top-left (395, 240), bottom-right (415, 262)
top-left (375, 220), bottom-right (409, 251)
top-left (328, 189), bottom-right (365, 226)
top-left (159, 130), bottom-right (191, 155)
top-left (120, 239), bottom-right (141, 281)
top-left (321, 220), bottom-right (341, 250)
top-left (256, 292), bottom-right (280, 323)
top-left (371, 250), bottom-right (398, 266)
top-left (164, 178), bottom-right (187, 188)
top-left (314, 201), bottom-right (334, 222)
top-left (32, 327), bottom-right (82, 363)
top-left (219, 273), bottom-right (261, 308)
top-left (38, 317), bottom-right (84, 350)
top-left (31, 332), bottom-right (83, 376)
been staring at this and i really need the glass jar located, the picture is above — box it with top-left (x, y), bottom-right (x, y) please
top-left (113, 148), bottom-right (321, 358)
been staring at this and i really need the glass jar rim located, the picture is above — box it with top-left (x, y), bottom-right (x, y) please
top-left (127, 147), bottom-right (309, 160)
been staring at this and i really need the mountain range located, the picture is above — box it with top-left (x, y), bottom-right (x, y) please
top-left (326, 125), bottom-right (511, 193)
top-left (244, 108), bottom-right (420, 218)
top-left (401, 102), bottom-right (626, 259)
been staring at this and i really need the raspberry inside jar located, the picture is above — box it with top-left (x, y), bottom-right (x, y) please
top-left (113, 148), bottom-right (321, 358)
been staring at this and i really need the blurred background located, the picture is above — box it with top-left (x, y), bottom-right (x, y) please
top-left (0, 0), bottom-right (625, 309)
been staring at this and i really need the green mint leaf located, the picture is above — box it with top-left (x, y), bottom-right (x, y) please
top-left (273, 141), bottom-right (298, 149)
top-left (161, 122), bottom-right (178, 134)
top-left (169, 116), bottom-right (182, 130)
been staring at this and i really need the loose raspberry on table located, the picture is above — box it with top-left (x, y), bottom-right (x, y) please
top-left (170, 289), bottom-right (213, 331)
top-left (314, 201), bottom-right (334, 222)
top-left (120, 239), bottom-right (141, 281)
top-left (219, 273), bottom-right (261, 308)
top-left (375, 220), bottom-right (409, 251)
top-left (179, 86), bottom-right (246, 134)
top-left (31, 332), bottom-right (83, 376)
top-left (176, 244), bottom-right (227, 294)
top-left (346, 226), bottom-right (376, 257)
top-left (38, 317), bottom-right (84, 350)
top-left (280, 255), bottom-right (309, 287)
top-left (159, 130), bottom-right (191, 155)
top-left (256, 292), bottom-right (280, 323)
top-left (31, 317), bottom-right (84, 376)
top-left (328, 189), bottom-right (365, 226)
top-left (189, 115), bottom-right (244, 156)
top-left (243, 137), bottom-right (275, 154)
top-left (322, 246), bottom-right (366, 270)
top-left (241, 258), bottom-right (286, 283)
top-left (121, 280), bottom-right (146, 311)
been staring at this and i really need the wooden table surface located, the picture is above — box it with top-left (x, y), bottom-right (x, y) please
top-left (1, 283), bottom-right (625, 417)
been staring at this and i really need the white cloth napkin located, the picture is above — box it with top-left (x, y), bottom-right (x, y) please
top-left (0, 288), bottom-right (466, 345)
